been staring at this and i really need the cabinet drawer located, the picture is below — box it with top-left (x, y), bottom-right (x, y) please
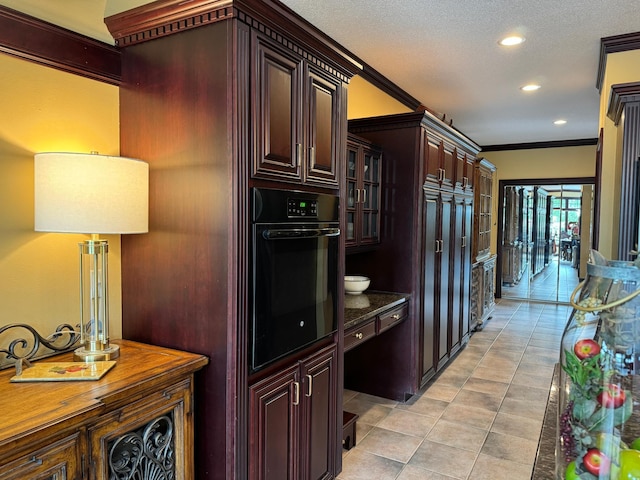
top-left (378, 304), bottom-right (408, 334)
top-left (344, 320), bottom-right (376, 352)
top-left (0, 434), bottom-right (81, 480)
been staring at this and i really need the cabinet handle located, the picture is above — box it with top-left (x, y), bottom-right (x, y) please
top-left (296, 143), bottom-right (303, 165)
top-left (438, 168), bottom-right (444, 182)
top-left (29, 456), bottom-right (43, 466)
top-left (292, 381), bottom-right (300, 406)
top-left (356, 188), bottom-right (360, 203)
top-left (362, 188), bottom-right (367, 205)
top-left (309, 146), bottom-right (315, 166)
top-left (305, 374), bottom-right (313, 397)
top-left (355, 332), bottom-right (363, 339)
top-left (463, 176), bottom-right (468, 188)
top-left (462, 235), bottom-right (466, 247)
top-left (392, 314), bottom-right (401, 320)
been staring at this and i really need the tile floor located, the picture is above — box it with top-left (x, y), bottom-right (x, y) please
top-left (338, 298), bottom-right (572, 480)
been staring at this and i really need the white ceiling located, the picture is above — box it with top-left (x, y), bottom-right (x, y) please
top-left (3, 0), bottom-right (640, 147)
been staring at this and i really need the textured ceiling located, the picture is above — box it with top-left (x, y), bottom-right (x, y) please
top-left (3, 0), bottom-right (640, 146)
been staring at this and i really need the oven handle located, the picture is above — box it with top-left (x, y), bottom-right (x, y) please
top-left (262, 227), bottom-right (341, 240)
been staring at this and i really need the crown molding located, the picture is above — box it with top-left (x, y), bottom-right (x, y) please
top-left (596, 31), bottom-right (640, 92)
top-left (0, 5), bottom-right (121, 85)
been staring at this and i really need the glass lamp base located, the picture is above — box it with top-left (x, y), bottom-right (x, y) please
top-left (73, 343), bottom-right (120, 362)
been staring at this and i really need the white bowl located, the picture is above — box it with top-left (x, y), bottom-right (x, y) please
top-left (344, 275), bottom-right (370, 295)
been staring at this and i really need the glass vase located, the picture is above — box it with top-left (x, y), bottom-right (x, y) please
top-left (558, 256), bottom-right (640, 479)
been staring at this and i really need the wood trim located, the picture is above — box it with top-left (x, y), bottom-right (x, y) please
top-left (592, 129), bottom-right (603, 250)
top-left (105, 0), bottom-right (362, 81)
top-left (597, 32), bottom-right (640, 92)
top-left (482, 138), bottom-right (598, 152)
top-left (607, 82), bottom-right (640, 125)
top-left (0, 5), bottom-right (121, 85)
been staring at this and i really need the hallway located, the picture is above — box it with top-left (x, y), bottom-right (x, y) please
top-left (502, 253), bottom-right (581, 303)
top-left (338, 299), bottom-right (569, 479)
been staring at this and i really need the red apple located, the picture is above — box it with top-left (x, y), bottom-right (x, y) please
top-left (598, 384), bottom-right (626, 409)
top-left (574, 339), bottom-right (601, 360)
top-left (583, 448), bottom-right (611, 476)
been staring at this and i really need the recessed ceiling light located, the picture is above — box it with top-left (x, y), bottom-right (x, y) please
top-left (499, 35), bottom-right (525, 46)
top-left (521, 84), bottom-right (541, 92)
top-left (554, 119), bottom-right (567, 125)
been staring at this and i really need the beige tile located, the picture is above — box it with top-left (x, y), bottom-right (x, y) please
top-left (427, 418), bottom-right (488, 452)
top-left (480, 431), bottom-right (538, 465)
top-left (337, 449), bottom-right (405, 480)
top-left (408, 440), bottom-right (477, 479)
top-left (377, 409), bottom-right (437, 438)
top-left (344, 398), bottom-right (393, 426)
top-left (471, 364), bottom-right (516, 384)
top-left (462, 377), bottom-right (509, 397)
top-left (469, 453), bottom-right (533, 480)
top-left (510, 370), bottom-right (553, 390)
top-left (440, 404), bottom-right (497, 430)
top-left (397, 395), bottom-right (449, 418)
top-left (499, 397), bottom-right (547, 421)
top-left (505, 384), bottom-right (550, 404)
top-left (354, 392), bottom-right (399, 407)
top-left (423, 382), bottom-right (461, 402)
top-left (357, 427), bottom-right (423, 463)
top-left (397, 464), bottom-right (459, 480)
top-left (490, 412), bottom-right (543, 441)
top-left (450, 389), bottom-right (504, 412)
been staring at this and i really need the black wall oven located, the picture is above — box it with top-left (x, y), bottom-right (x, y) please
top-left (250, 187), bottom-right (340, 373)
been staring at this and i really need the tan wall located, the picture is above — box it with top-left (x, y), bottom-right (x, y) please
top-left (0, 54), bottom-right (121, 340)
top-left (598, 49), bottom-right (640, 259)
top-left (347, 76), bottom-right (413, 119)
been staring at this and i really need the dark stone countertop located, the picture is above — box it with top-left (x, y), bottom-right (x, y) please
top-left (344, 291), bottom-right (410, 330)
top-left (532, 364), bottom-right (559, 479)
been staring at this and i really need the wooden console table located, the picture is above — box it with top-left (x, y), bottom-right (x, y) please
top-left (0, 340), bottom-right (208, 480)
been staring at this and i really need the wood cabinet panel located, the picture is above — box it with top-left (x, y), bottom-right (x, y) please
top-left (252, 32), bottom-right (342, 188)
top-left (344, 320), bottom-right (376, 352)
top-left (346, 134), bottom-right (382, 248)
top-left (349, 111), bottom-right (480, 391)
top-left (249, 345), bottom-right (336, 480)
top-left (0, 434), bottom-right (81, 480)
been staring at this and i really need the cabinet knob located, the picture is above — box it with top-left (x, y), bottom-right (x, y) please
top-left (392, 314), bottom-right (400, 320)
top-left (355, 332), bottom-right (363, 339)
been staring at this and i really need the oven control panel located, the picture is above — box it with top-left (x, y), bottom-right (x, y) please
top-left (287, 198), bottom-right (318, 217)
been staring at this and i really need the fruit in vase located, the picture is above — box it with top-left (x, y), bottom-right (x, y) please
top-left (583, 448), bottom-right (611, 476)
top-left (574, 339), bottom-right (601, 360)
top-left (619, 449), bottom-right (640, 479)
top-left (598, 384), bottom-right (626, 409)
top-left (565, 461), bottom-right (580, 479)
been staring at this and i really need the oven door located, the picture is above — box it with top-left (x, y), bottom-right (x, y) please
top-left (251, 223), bottom-right (339, 372)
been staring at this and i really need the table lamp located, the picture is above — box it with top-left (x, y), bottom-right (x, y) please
top-left (34, 152), bottom-right (148, 361)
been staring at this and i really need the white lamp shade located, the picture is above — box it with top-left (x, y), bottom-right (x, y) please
top-left (34, 152), bottom-right (149, 234)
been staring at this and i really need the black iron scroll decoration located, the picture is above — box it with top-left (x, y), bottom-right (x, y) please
top-left (108, 414), bottom-right (175, 480)
top-left (0, 323), bottom-right (81, 369)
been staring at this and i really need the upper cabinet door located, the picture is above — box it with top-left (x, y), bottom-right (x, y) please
top-left (305, 69), bottom-right (340, 187)
top-left (253, 35), bottom-right (304, 182)
top-left (252, 32), bottom-right (342, 188)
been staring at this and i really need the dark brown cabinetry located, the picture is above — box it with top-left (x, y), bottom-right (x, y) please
top-left (249, 344), bottom-right (337, 480)
top-left (471, 158), bottom-right (496, 330)
top-left (346, 134), bottom-right (382, 248)
top-left (106, 2), bottom-right (360, 479)
top-left (348, 112), bottom-right (480, 390)
top-left (253, 33), bottom-right (342, 187)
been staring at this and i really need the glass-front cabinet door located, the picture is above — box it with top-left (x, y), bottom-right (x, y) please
top-left (346, 134), bottom-right (382, 249)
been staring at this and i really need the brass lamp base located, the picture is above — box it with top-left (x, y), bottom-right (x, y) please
top-left (73, 344), bottom-right (120, 362)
